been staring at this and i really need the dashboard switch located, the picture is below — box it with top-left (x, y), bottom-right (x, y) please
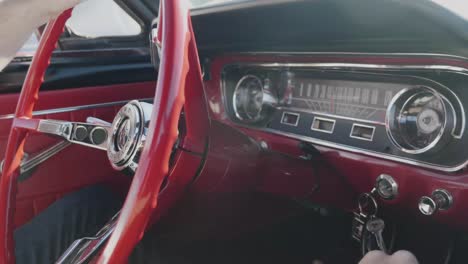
top-left (90, 127), bottom-right (108, 145)
top-left (73, 125), bottom-right (88, 141)
top-left (375, 174), bottom-right (398, 200)
top-left (418, 189), bottom-right (453, 215)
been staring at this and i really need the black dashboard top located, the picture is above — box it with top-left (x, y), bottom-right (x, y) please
top-left (191, 0), bottom-right (468, 57)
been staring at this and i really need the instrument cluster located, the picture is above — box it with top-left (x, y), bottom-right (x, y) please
top-left (222, 64), bottom-right (467, 171)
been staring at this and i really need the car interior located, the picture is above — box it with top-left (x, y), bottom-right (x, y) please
top-left (1, 0), bottom-right (468, 263)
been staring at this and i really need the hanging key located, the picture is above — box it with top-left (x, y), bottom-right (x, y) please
top-left (366, 217), bottom-right (387, 253)
top-left (352, 193), bottom-right (378, 243)
top-left (351, 212), bottom-right (367, 242)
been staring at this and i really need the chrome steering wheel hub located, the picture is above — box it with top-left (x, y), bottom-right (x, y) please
top-left (107, 100), bottom-right (152, 172)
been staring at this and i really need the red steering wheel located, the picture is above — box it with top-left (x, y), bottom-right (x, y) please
top-left (0, 1), bottom-right (208, 263)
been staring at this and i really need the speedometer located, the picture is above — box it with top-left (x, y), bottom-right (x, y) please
top-left (233, 75), bottom-right (264, 122)
top-left (386, 86), bottom-right (455, 154)
top-left (232, 75), bottom-right (277, 123)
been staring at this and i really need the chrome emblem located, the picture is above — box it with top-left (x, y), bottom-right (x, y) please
top-left (117, 119), bottom-right (130, 150)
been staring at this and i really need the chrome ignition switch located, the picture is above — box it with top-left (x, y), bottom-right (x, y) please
top-left (375, 174), bottom-right (399, 200)
top-left (418, 189), bottom-right (453, 216)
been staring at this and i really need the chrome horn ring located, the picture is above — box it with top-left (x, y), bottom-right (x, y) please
top-left (107, 100), bottom-right (153, 173)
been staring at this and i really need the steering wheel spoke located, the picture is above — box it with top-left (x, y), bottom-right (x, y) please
top-left (39, 119), bottom-right (111, 150)
top-left (17, 118), bottom-right (112, 151)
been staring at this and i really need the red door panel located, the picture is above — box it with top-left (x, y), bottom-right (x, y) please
top-left (0, 81), bottom-right (155, 228)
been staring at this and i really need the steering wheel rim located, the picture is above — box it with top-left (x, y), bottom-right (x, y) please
top-left (98, 1), bottom-right (199, 262)
top-left (0, 10), bottom-right (73, 263)
top-left (0, 1), bottom-right (206, 263)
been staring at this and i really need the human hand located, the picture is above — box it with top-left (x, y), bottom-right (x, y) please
top-left (0, 0), bottom-right (83, 70)
top-left (359, 251), bottom-right (419, 264)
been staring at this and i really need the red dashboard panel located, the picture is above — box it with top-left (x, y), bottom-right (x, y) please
top-left (203, 54), bottom-right (468, 231)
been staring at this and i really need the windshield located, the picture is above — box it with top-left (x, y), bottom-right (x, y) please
top-left (431, 0), bottom-right (468, 20)
top-left (190, 0), bottom-right (468, 21)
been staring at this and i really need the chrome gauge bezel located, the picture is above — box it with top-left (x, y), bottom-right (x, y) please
top-left (385, 86), bottom-right (455, 154)
top-left (232, 75), bottom-right (265, 123)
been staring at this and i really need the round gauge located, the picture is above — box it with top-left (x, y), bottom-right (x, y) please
top-left (386, 86), bottom-right (455, 154)
top-left (233, 75), bottom-right (264, 122)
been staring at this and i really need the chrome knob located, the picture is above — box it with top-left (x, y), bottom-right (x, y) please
top-left (418, 189), bottom-right (453, 216)
top-left (375, 174), bottom-right (398, 200)
top-left (73, 125), bottom-right (88, 141)
top-left (418, 196), bottom-right (438, 215)
top-left (90, 127), bottom-right (108, 145)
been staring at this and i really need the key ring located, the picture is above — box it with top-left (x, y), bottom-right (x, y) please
top-left (358, 192), bottom-right (378, 216)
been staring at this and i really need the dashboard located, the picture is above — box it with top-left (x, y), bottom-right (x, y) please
top-left (192, 0), bottom-right (468, 233)
top-left (217, 55), bottom-right (468, 172)
top-left (202, 52), bottom-right (468, 228)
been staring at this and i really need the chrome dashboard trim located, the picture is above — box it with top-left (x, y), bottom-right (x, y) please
top-left (349, 123), bottom-right (375, 142)
top-left (239, 62), bottom-right (468, 74)
top-left (311, 116), bottom-right (336, 134)
top-left (221, 58), bottom-right (468, 172)
top-left (277, 107), bottom-right (386, 126)
top-left (280, 111), bottom-right (300, 127)
top-left (0, 98), bottom-right (154, 120)
top-left (254, 126), bottom-right (466, 172)
top-left (241, 52), bottom-right (468, 61)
